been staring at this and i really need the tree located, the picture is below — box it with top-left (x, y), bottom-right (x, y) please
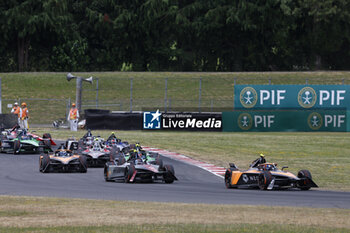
top-left (1, 0), bottom-right (69, 71)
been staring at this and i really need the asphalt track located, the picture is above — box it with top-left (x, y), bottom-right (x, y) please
top-left (0, 152), bottom-right (349, 209)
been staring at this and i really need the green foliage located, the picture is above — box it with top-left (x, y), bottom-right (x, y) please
top-left (0, 0), bottom-right (350, 71)
top-left (51, 40), bottom-right (89, 71)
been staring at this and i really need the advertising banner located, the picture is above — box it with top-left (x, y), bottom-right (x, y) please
top-left (143, 110), bottom-right (222, 131)
top-left (222, 110), bottom-right (348, 132)
top-left (234, 85), bottom-right (350, 109)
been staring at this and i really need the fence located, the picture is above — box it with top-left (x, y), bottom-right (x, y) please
top-left (81, 76), bottom-right (347, 112)
top-left (81, 77), bottom-right (236, 113)
top-left (1, 76), bottom-right (348, 125)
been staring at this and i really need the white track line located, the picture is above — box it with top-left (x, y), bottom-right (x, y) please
top-left (144, 146), bottom-right (225, 179)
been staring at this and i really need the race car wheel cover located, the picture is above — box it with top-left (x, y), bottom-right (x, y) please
top-left (224, 170), bottom-right (232, 188)
top-left (104, 165), bottom-right (112, 182)
top-left (156, 157), bottom-right (164, 171)
top-left (163, 164), bottom-right (175, 184)
top-left (258, 171), bottom-right (272, 190)
top-left (125, 164), bottom-right (135, 183)
top-left (298, 169), bottom-right (312, 190)
top-left (79, 156), bottom-right (88, 173)
top-left (13, 140), bottom-right (20, 155)
top-left (41, 154), bottom-right (50, 173)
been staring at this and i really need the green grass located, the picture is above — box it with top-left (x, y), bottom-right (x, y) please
top-left (1, 224), bottom-right (348, 233)
top-left (0, 196), bottom-right (349, 232)
top-left (2, 71), bottom-right (350, 123)
top-left (34, 128), bottom-right (350, 191)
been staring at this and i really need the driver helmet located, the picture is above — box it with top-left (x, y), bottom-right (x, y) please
top-left (266, 164), bottom-right (273, 171)
top-left (135, 158), bottom-right (142, 165)
top-left (58, 151), bottom-right (67, 157)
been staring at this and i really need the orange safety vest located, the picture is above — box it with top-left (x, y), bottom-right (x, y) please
top-left (22, 107), bottom-right (28, 119)
top-left (69, 108), bottom-right (78, 120)
top-left (12, 106), bottom-right (21, 117)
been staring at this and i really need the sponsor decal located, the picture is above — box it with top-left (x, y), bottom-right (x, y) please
top-left (143, 110), bottom-right (162, 129)
top-left (235, 85), bottom-right (348, 109)
top-left (242, 174), bottom-right (249, 183)
top-left (223, 110), bottom-right (347, 132)
top-left (240, 87), bottom-right (258, 108)
top-left (143, 110), bottom-right (222, 131)
top-left (307, 112), bottom-right (323, 130)
top-left (298, 87), bottom-right (317, 108)
top-left (237, 113), bottom-right (253, 130)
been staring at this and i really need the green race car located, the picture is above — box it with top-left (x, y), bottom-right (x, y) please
top-left (0, 129), bottom-right (54, 154)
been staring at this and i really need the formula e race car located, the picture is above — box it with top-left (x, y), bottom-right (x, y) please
top-left (104, 154), bottom-right (177, 183)
top-left (80, 137), bottom-right (111, 167)
top-left (122, 143), bottom-right (163, 166)
top-left (0, 127), bottom-right (54, 154)
top-left (224, 162), bottom-right (318, 190)
top-left (39, 142), bottom-right (87, 173)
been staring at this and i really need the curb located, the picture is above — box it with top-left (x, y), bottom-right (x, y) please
top-left (143, 146), bottom-right (226, 178)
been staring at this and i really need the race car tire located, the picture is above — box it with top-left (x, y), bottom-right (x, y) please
top-left (224, 169), bottom-right (233, 189)
top-left (39, 154), bottom-right (44, 172)
top-left (41, 154), bottom-right (50, 173)
top-left (258, 171), bottom-right (273, 190)
top-left (79, 155), bottom-right (88, 173)
top-left (125, 164), bottom-right (136, 183)
top-left (43, 133), bottom-right (52, 139)
top-left (13, 140), bottom-right (20, 155)
top-left (163, 164), bottom-right (175, 184)
top-left (298, 170), bottom-right (312, 190)
top-left (104, 164), bottom-right (113, 182)
top-left (156, 157), bottom-right (164, 171)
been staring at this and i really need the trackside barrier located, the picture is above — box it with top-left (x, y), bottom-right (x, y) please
top-left (0, 114), bottom-right (17, 128)
top-left (222, 110), bottom-right (348, 132)
top-left (235, 85), bottom-right (350, 109)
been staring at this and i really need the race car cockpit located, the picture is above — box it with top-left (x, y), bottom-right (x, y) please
top-left (257, 163), bottom-right (277, 171)
top-left (55, 150), bottom-right (72, 157)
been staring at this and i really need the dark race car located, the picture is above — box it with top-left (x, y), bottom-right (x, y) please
top-left (105, 133), bottom-right (130, 153)
top-left (0, 127), bottom-right (54, 154)
top-left (80, 138), bottom-right (111, 167)
top-left (104, 150), bottom-right (177, 183)
top-left (39, 142), bottom-right (87, 173)
top-left (224, 162), bottom-right (318, 190)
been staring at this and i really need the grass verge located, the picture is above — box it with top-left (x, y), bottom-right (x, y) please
top-left (0, 196), bottom-right (349, 232)
top-left (33, 128), bottom-right (350, 191)
top-left (2, 71), bottom-right (350, 123)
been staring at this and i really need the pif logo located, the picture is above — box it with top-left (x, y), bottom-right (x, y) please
top-left (237, 113), bottom-right (253, 130)
top-left (307, 112), bottom-right (322, 130)
top-left (298, 87), bottom-right (317, 108)
top-left (143, 110), bottom-right (162, 129)
top-left (240, 87), bottom-right (257, 108)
